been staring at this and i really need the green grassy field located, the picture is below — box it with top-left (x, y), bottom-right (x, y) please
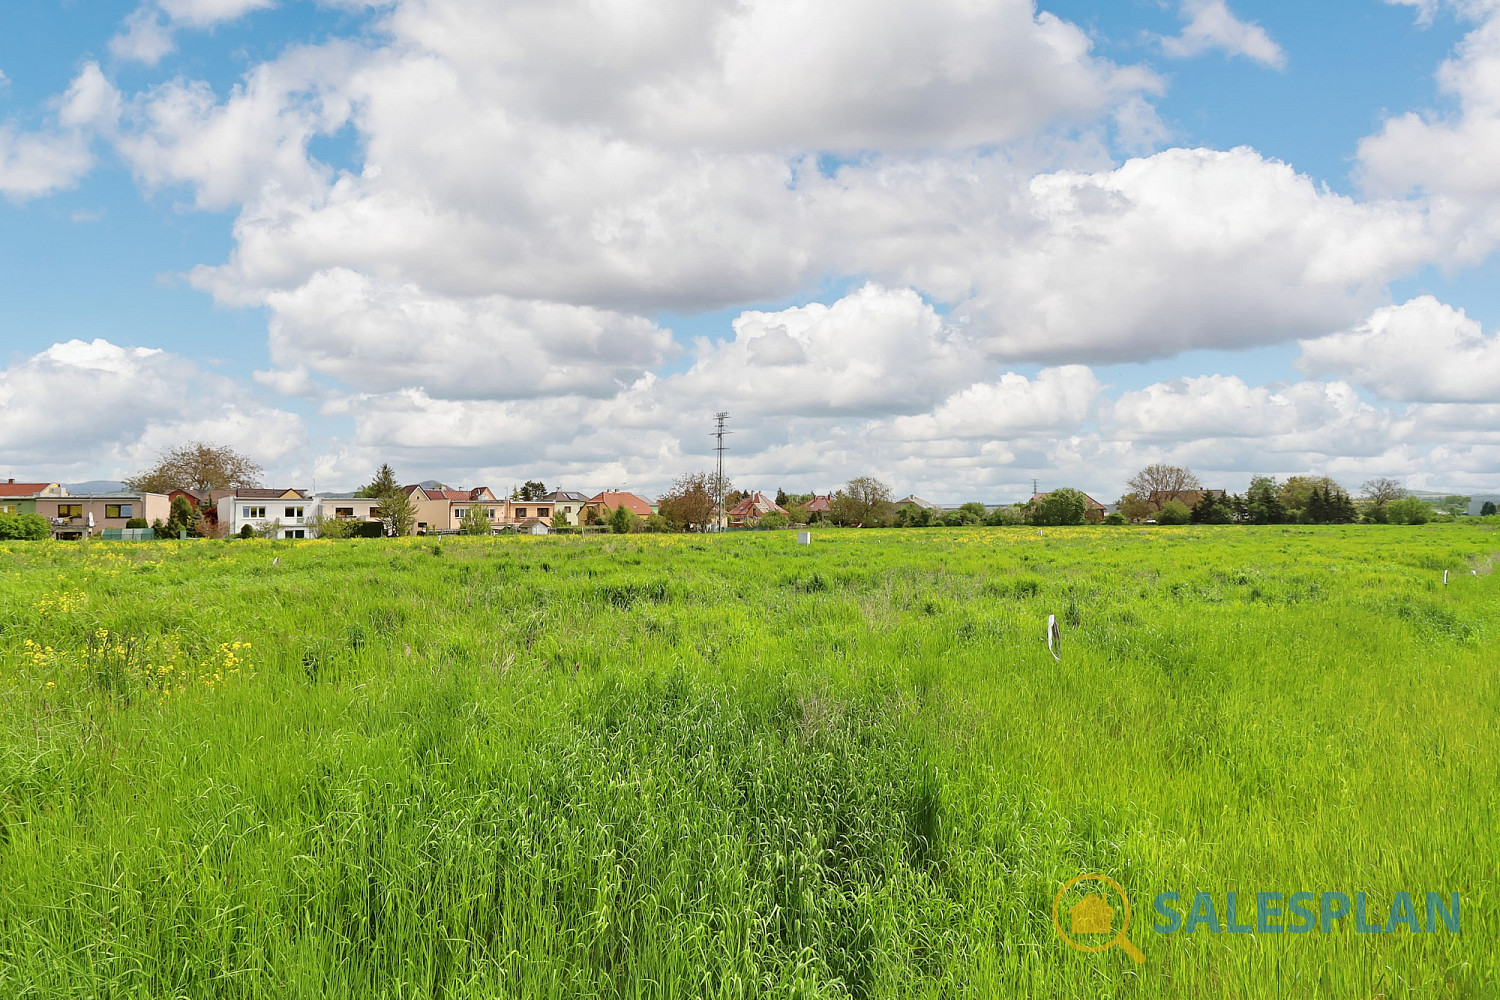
top-left (1, 524), bottom-right (1496, 998)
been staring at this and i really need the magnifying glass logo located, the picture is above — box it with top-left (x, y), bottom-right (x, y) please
top-left (1052, 874), bottom-right (1146, 964)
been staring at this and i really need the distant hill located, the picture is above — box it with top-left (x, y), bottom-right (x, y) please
top-left (64, 480), bottom-right (128, 493)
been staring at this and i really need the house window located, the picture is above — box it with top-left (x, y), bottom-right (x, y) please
top-left (455, 508), bottom-right (467, 519)
top-left (58, 504), bottom-right (83, 518)
top-left (285, 529), bottom-right (306, 539)
top-left (0, 504), bottom-right (15, 515)
top-left (244, 506), bottom-right (266, 519)
top-left (335, 507), bottom-right (354, 517)
top-left (488, 508), bottom-right (497, 517)
top-left (285, 506), bottom-right (304, 519)
top-left (105, 504), bottom-right (132, 518)
top-left (515, 507), bottom-right (527, 518)
top-left (372, 508), bottom-right (384, 519)
top-left (537, 507), bottom-right (550, 517)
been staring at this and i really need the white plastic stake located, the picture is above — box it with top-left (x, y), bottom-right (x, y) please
top-left (1443, 570), bottom-right (1448, 586)
top-left (273, 556), bottom-right (279, 566)
top-left (1047, 614), bottom-right (1061, 661)
top-left (797, 531), bottom-right (811, 545)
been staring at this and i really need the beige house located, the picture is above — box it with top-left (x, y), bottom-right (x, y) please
top-left (406, 486), bottom-right (502, 533)
top-left (33, 492), bottom-right (170, 540)
top-left (313, 493), bottom-right (384, 533)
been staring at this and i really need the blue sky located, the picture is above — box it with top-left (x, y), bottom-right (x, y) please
top-left (3, 0), bottom-right (1500, 501)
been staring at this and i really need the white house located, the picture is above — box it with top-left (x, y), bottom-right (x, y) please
top-left (217, 488), bottom-right (312, 539)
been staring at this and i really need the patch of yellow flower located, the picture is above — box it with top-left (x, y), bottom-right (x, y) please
top-left (33, 589), bottom-right (88, 617)
top-left (19, 629), bottom-right (253, 701)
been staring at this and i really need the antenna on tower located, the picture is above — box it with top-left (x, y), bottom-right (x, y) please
top-left (1032, 477), bottom-right (1039, 496)
top-left (712, 412), bottom-right (731, 531)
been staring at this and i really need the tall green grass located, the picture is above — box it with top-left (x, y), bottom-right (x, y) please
top-left (0, 525), bottom-right (1495, 997)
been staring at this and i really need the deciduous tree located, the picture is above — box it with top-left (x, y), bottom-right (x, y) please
top-left (831, 476), bottom-right (893, 527)
top-left (126, 442), bottom-right (262, 493)
top-left (1031, 489), bottom-right (1088, 526)
top-left (1126, 464), bottom-right (1201, 509)
top-left (658, 472), bottom-right (719, 531)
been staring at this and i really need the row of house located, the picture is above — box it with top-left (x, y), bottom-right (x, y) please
top-left (0, 477), bottom-right (657, 540)
top-left (215, 486), bottom-right (653, 539)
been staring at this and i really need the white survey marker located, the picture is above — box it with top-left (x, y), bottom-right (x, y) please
top-left (1047, 614), bottom-right (1061, 661)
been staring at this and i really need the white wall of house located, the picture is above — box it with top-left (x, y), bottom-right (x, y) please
top-left (218, 495), bottom-right (312, 539)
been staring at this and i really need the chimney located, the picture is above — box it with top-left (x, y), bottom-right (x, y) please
top-left (6, 478), bottom-right (12, 484)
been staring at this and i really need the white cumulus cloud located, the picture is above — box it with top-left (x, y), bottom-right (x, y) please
top-left (1161, 0), bottom-right (1287, 68)
top-left (1298, 296), bottom-right (1500, 402)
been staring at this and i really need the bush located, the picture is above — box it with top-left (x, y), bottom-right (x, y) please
top-left (0, 512), bottom-right (51, 540)
top-left (239, 524), bottom-right (255, 539)
top-left (757, 511), bottom-right (789, 529)
top-left (1031, 489), bottom-right (1089, 526)
top-left (643, 513), bottom-right (673, 533)
top-left (1156, 500), bottom-right (1192, 525)
top-left (1104, 512), bottom-right (1126, 525)
top-left (985, 505), bottom-right (1027, 527)
top-left (1483, 501), bottom-right (1497, 517)
top-left (126, 517), bottom-right (149, 529)
top-left (1386, 498), bottom-right (1430, 525)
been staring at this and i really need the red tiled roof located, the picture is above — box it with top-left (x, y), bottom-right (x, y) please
top-left (729, 492), bottom-right (788, 518)
top-left (0, 482), bottom-right (58, 496)
top-left (588, 491), bottom-right (653, 517)
top-left (805, 494), bottom-right (832, 512)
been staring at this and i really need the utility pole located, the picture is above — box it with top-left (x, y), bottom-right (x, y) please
top-left (712, 412), bottom-right (731, 531)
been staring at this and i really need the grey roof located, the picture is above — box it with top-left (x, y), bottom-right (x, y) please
top-left (542, 491), bottom-right (589, 502)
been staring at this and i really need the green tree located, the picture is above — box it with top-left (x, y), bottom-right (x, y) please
top-left (357, 464), bottom-right (399, 498)
top-left (1278, 475), bottom-right (1343, 519)
top-left (1434, 495), bottom-right (1470, 516)
top-left (1156, 500), bottom-right (1192, 525)
top-left (608, 504), bottom-right (639, 534)
top-left (1031, 489), bottom-right (1088, 526)
top-left (126, 442), bottom-right (262, 493)
top-left (0, 512), bottom-right (51, 540)
top-left (1483, 501), bottom-right (1497, 516)
top-left (515, 481), bottom-right (548, 502)
top-left (1116, 493), bottom-right (1152, 522)
top-left (460, 503), bottom-right (492, 535)
top-left (1386, 498), bottom-right (1430, 525)
top-left (376, 487), bottom-right (417, 537)
top-left (1360, 477), bottom-right (1407, 521)
top-left (984, 505), bottom-right (1026, 526)
top-left (658, 472), bottom-right (719, 532)
top-left (1244, 476), bottom-right (1287, 524)
top-left (1190, 492), bottom-right (1233, 524)
top-left (830, 476), bottom-right (893, 527)
top-left (958, 502), bottom-right (988, 524)
top-left (165, 495), bottom-right (197, 538)
top-left (758, 511), bottom-right (789, 530)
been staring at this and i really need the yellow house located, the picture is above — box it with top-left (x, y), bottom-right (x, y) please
top-left (405, 486), bottom-right (502, 534)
